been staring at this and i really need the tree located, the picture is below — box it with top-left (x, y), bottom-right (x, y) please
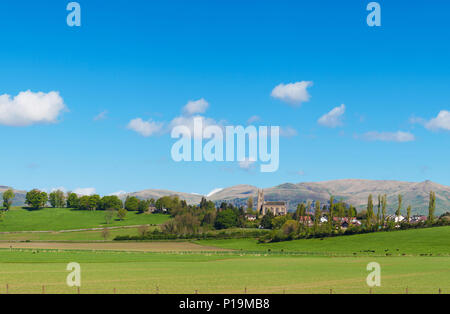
top-left (367, 194), bottom-right (374, 227)
top-left (260, 211), bottom-right (274, 229)
top-left (428, 191), bottom-right (436, 222)
top-left (214, 209), bottom-right (238, 230)
top-left (99, 195), bottom-right (123, 211)
top-left (406, 205), bottom-right (412, 223)
top-left (377, 195), bottom-right (382, 224)
top-left (88, 195), bottom-right (101, 211)
top-left (117, 208), bottom-right (127, 220)
top-left (381, 194), bottom-right (387, 225)
top-left (138, 199), bottom-right (151, 213)
top-left (105, 209), bottom-right (115, 224)
top-left (49, 190), bottom-right (65, 208)
top-left (247, 197), bottom-right (253, 211)
top-left (25, 189), bottom-right (48, 209)
top-left (2, 189), bottom-right (15, 211)
top-left (125, 196), bottom-right (140, 211)
top-left (66, 193), bottom-right (79, 209)
top-left (396, 194), bottom-right (403, 218)
top-left (102, 228), bottom-right (110, 240)
top-left (314, 200), bottom-right (321, 232)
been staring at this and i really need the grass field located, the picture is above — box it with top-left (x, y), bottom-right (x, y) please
top-left (0, 207), bottom-right (170, 232)
top-left (0, 210), bottom-right (449, 294)
top-left (0, 249), bottom-right (448, 294)
top-left (197, 226), bottom-right (450, 256)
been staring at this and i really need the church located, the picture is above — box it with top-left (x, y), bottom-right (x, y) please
top-left (256, 189), bottom-right (287, 216)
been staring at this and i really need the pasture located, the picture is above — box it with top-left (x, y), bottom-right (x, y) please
top-left (0, 249), bottom-right (448, 294)
top-left (0, 207), bottom-right (170, 232)
top-left (197, 226), bottom-right (450, 256)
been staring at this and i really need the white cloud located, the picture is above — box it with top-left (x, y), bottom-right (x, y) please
top-left (271, 81), bottom-right (313, 106)
top-left (109, 190), bottom-right (127, 196)
top-left (318, 104), bottom-right (346, 128)
top-left (279, 126), bottom-right (298, 137)
top-left (239, 158), bottom-right (256, 170)
top-left (359, 131), bottom-right (415, 142)
top-left (127, 118), bottom-right (164, 137)
top-left (207, 188), bottom-right (223, 197)
top-left (247, 115), bottom-right (261, 124)
top-left (73, 187), bottom-right (96, 196)
top-left (94, 110), bottom-right (108, 121)
top-left (0, 90), bottom-right (67, 126)
top-left (183, 98), bottom-right (209, 115)
top-left (425, 110), bottom-right (450, 131)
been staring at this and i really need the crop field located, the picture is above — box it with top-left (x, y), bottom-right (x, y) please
top-left (0, 249), bottom-right (448, 294)
top-left (0, 207), bottom-right (170, 232)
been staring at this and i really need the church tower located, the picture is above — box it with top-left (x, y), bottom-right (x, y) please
top-left (257, 189), bottom-right (265, 214)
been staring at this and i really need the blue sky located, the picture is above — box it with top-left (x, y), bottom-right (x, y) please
top-left (0, 0), bottom-right (449, 196)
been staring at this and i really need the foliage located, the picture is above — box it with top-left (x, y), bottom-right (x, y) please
top-left (25, 189), bottom-right (48, 209)
top-left (117, 208), bottom-right (127, 221)
top-left (125, 196), bottom-right (140, 211)
top-left (2, 189), bottom-right (15, 211)
top-left (49, 190), bottom-right (65, 208)
top-left (99, 195), bottom-right (123, 211)
top-left (214, 209), bottom-right (238, 230)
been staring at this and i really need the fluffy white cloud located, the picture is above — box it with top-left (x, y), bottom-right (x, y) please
top-left (183, 98), bottom-right (209, 115)
top-left (271, 81), bottom-right (313, 106)
top-left (73, 187), bottom-right (96, 196)
top-left (425, 110), bottom-right (450, 131)
top-left (318, 104), bottom-right (346, 128)
top-left (0, 90), bottom-right (66, 126)
top-left (127, 118), bottom-right (164, 137)
top-left (360, 131), bottom-right (415, 142)
top-left (109, 190), bottom-right (127, 196)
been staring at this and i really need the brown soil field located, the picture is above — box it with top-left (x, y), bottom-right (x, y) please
top-left (0, 241), bottom-right (230, 252)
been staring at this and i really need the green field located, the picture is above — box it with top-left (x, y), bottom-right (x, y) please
top-left (0, 208), bottom-right (449, 294)
top-left (197, 227), bottom-right (450, 256)
top-left (0, 249), bottom-right (448, 294)
top-left (0, 207), bottom-right (170, 232)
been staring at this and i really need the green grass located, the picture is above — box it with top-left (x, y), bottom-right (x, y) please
top-left (0, 249), bottom-right (448, 294)
top-left (197, 226), bottom-right (450, 256)
top-left (0, 227), bottom-right (160, 242)
top-left (0, 207), bottom-right (170, 232)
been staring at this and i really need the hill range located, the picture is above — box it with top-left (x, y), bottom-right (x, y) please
top-left (2, 180), bottom-right (449, 215)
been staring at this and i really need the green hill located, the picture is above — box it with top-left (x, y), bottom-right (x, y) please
top-left (0, 207), bottom-right (170, 232)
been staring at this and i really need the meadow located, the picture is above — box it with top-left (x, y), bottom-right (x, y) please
top-left (0, 249), bottom-right (448, 294)
top-left (0, 208), bottom-right (449, 294)
top-left (197, 226), bottom-right (450, 256)
top-left (0, 207), bottom-right (170, 232)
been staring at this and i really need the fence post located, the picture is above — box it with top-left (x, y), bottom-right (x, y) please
top-left (77, 287), bottom-right (80, 295)
top-left (369, 288), bottom-right (373, 294)
top-left (6, 284), bottom-right (8, 294)
top-left (156, 286), bottom-right (159, 294)
top-left (406, 287), bottom-right (408, 294)
top-left (439, 288), bottom-right (442, 295)
top-left (244, 287), bottom-right (247, 294)
top-left (330, 289), bottom-right (333, 295)
top-left (42, 285), bottom-right (45, 294)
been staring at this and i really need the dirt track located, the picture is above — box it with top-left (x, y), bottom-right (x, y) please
top-left (0, 241), bottom-right (228, 252)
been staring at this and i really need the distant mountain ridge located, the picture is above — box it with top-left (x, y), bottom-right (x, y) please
top-left (2, 180), bottom-right (449, 215)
